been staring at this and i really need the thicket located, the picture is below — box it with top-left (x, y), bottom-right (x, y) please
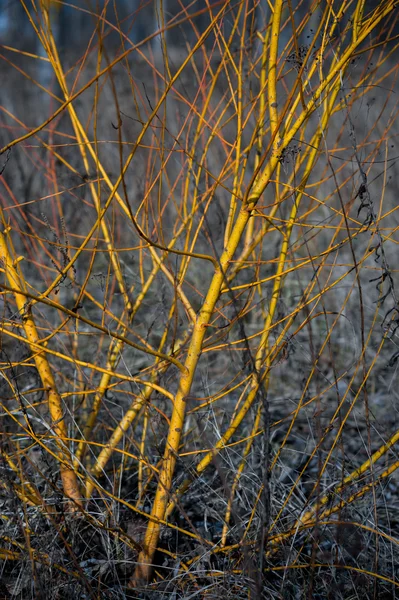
top-left (1, 1), bottom-right (399, 598)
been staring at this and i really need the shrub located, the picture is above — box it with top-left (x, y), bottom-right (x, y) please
top-left (1, 1), bottom-right (399, 597)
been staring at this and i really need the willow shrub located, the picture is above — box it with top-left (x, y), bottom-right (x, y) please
top-left (1, 1), bottom-right (399, 597)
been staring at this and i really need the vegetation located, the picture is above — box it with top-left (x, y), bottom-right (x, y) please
top-left (1, 0), bottom-right (399, 597)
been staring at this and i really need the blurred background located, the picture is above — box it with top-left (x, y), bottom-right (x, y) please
top-left (0, 0), bottom-right (263, 50)
top-left (0, 1), bottom-right (393, 67)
